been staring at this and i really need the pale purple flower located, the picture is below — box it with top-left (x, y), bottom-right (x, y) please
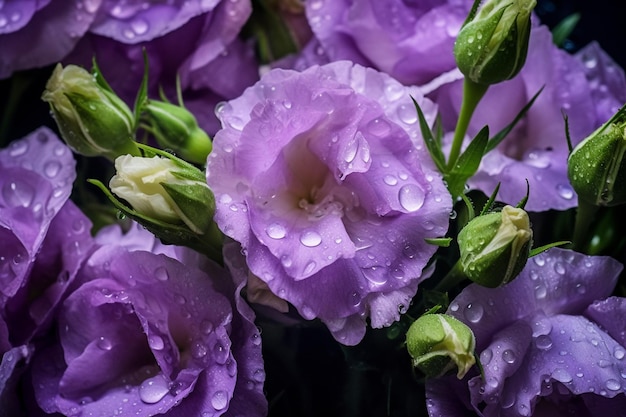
top-left (206, 61), bottom-right (451, 345)
top-left (1, 128), bottom-right (95, 414)
top-left (0, 0), bottom-right (102, 78)
top-left (427, 248), bottom-right (626, 416)
top-left (289, 0), bottom-right (469, 85)
top-left (30, 223), bottom-right (267, 417)
top-left (431, 25), bottom-right (626, 211)
top-left (65, 0), bottom-right (258, 134)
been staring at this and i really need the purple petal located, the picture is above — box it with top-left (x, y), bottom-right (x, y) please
top-left (0, 0), bottom-right (101, 78)
top-left (586, 297), bottom-right (626, 347)
top-left (90, 0), bottom-right (220, 43)
top-left (447, 248), bottom-right (622, 350)
top-left (0, 128), bottom-right (75, 298)
top-left (0, 345), bottom-right (32, 415)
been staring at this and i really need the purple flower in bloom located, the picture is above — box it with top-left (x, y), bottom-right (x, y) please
top-left (427, 248), bottom-right (626, 416)
top-left (65, 0), bottom-right (258, 134)
top-left (0, 0), bottom-right (102, 78)
top-left (206, 61), bottom-right (452, 345)
top-left (431, 25), bottom-right (626, 211)
top-left (1, 128), bottom-right (96, 412)
top-left (30, 223), bottom-right (267, 417)
top-left (289, 0), bottom-right (469, 85)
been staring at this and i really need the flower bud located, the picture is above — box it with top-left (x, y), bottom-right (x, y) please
top-left (110, 154), bottom-right (215, 235)
top-left (454, 0), bottom-right (536, 85)
top-left (458, 205), bottom-right (532, 287)
top-left (406, 314), bottom-right (476, 379)
top-left (42, 64), bottom-right (140, 160)
top-left (143, 100), bottom-right (212, 165)
top-left (568, 105), bottom-right (626, 206)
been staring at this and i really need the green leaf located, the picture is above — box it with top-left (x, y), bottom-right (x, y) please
top-left (529, 241), bottom-right (571, 257)
top-left (485, 87), bottom-right (543, 153)
top-left (515, 179), bottom-right (530, 209)
top-left (424, 237), bottom-right (452, 247)
top-left (552, 13), bottom-right (581, 47)
top-left (411, 96), bottom-right (447, 173)
top-left (133, 49), bottom-right (150, 129)
top-left (445, 126), bottom-right (489, 198)
top-left (480, 183), bottom-right (501, 216)
top-left (91, 58), bottom-right (114, 93)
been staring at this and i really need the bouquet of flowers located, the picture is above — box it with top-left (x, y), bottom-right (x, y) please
top-left (2, 0), bottom-right (626, 416)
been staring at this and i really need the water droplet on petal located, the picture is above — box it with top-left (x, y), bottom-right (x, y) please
top-left (300, 230), bottom-right (322, 247)
top-left (464, 303), bottom-right (484, 323)
top-left (552, 368), bottom-right (572, 383)
top-left (266, 223), bottom-right (287, 239)
top-left (556, 184), bottom-right (574, 200)
top-left (367, 118), bottom-right (391, 137)
top-left (9, 140), bottom-right (28, 156)
top-left (148, 335), bottom-right (164, 350)
top-left (154, 267), bottom-right (169, 282)
top-left (535, 335), bottom-right (553, 350)
top-left (131, 18), bottom-right (148, 35)
top-left (398, 184), bottom-right (425, 212)
top-left (606, 379), bottom-right (621, 391)
top-left (480, 348), bottom-right (493, 365)
top-left (502, 349), bottom-right (516, 364)
top-left (397, 104), bottom-right (417, 124)
top-left (97, 336), bottom-right (112, 350)
top-left (2, 180), bottom-right (35, 208)
top-left (554, 262), bottom-right (566, 275)
top-left (211, 390), bottom-right (228, 410)
top-left (139, 374), bottom-right (169, 404)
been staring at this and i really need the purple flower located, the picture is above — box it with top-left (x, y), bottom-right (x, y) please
top-left (30, 223), bottom-right (267, 417)
top-left (206, 61), bottom-right (451, 345)
top-left (289, 0), bottom-right (469, 85)
top-left (427, 248), bottom-right (626, 416)
top-left (0, 0), bottom-right (102, 78)
top-left (1, 128), bottom-right (95, 413)
top-left (431, 25), bottom-right (626, 211)
top-left (65, 0), bottom-right (258, 134)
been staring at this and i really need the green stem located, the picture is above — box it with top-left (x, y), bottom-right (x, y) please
top-left (571, 200), bottom-right (599, 253)
top-left (433, 261), bottom-right (467, 294)
top-left (446, 79), bottom-right (489, 172)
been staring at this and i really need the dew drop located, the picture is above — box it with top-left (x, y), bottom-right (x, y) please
top-left (554, 262), bottom-right (566, 275)
top-left (535, 335), bottom-right (553, 350)
top-left (502, 349), bottom-right (516, 364)
top-left (397, 104), bottom-right (418, 124)
top-left (2, 180), bottom-right (35, 208)
top-left (383, 175), bottom-right (398, 186)
top-left (606, 379), bottom-right (621, 391)
top-left (211, 390), bottom-right (228, 410)
top-left (154, 267), bottom-right (169, 282)
top-left (615, 347), bottom-right (625, 360)
top-left (266, 223), bottom-right (287, 239)
top-left (8, 140), bottom-right (28, 156)
top-left (464, 303), bottom-right (484, 323)
top-left (480, 348), bottom-right (493, 365)
top-left (398, 184), bottom-right (425, 212)
top-left (300, 230), bottom-right (322, 247)
top-left (556, 183), bottom-right (574, 200)
top-left (139, 375), bottom-right (169, 404)
top-left (367, 118), bottom-right (391, 137)
top-left (552, 368), bottom-right (572, 383)
top-left (97, 336), bottom-right (112, 350)
top-left (192, 341), bottom-right (208, 359)
top-left (131, 18), bottom-right (148, 35)
top-left (534, 284), bottom-right (547, 300)
top-left (148, 335), bottom-right (164, 351)
top-left (303, 261), bottom-right (317, 275)
top-left (363, 266), bottom-right (387, 285)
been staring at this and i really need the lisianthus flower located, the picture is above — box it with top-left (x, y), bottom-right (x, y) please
top-left (0, 0), bottom-right (103, 78)
top-left (64, 0), bottom-right (258, 134)
top-left (427, 248), bottom-right (626, 416)
top-left (431, 25), bottom-right (626, 211)
top-left (30, 223), bottom-right (267, 417)
top-left (1, 128), bottom-right (95, 412)
top-left (206, 60), bottom-right (452, 345)
top-left (287, 0), bottom-right (469, 85)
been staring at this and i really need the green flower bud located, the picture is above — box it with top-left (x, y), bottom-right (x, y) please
top-left (406, 314), bottom-right (476, 379)
top-left (454, 0), bottom-right (536, 85)
top-left (458, 205), bottom-right (532, 287)
top-left (42, 64), bottom-right (140, 160)
top-left (143, 100), bottom-right (212, 165)
top-left (110, 154), bottom-right (215, 235)
top-left (568, 105), bottom-right (626, 206)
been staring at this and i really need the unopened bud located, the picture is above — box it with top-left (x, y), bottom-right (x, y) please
top-left (143, 100), bottom-right (212, 165)
top-left (454, 0), bottom-right (536, 85)
top-left (110, 154), bottom-right (214, 234)
top-left (458, 205), bottom-right (532, 287)
top-left (568, 105), bottom-right (626, 207)
top-left (42, 64), bottom-right (139, 160)
top-left (406, 314), bottom-right (476, 379)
